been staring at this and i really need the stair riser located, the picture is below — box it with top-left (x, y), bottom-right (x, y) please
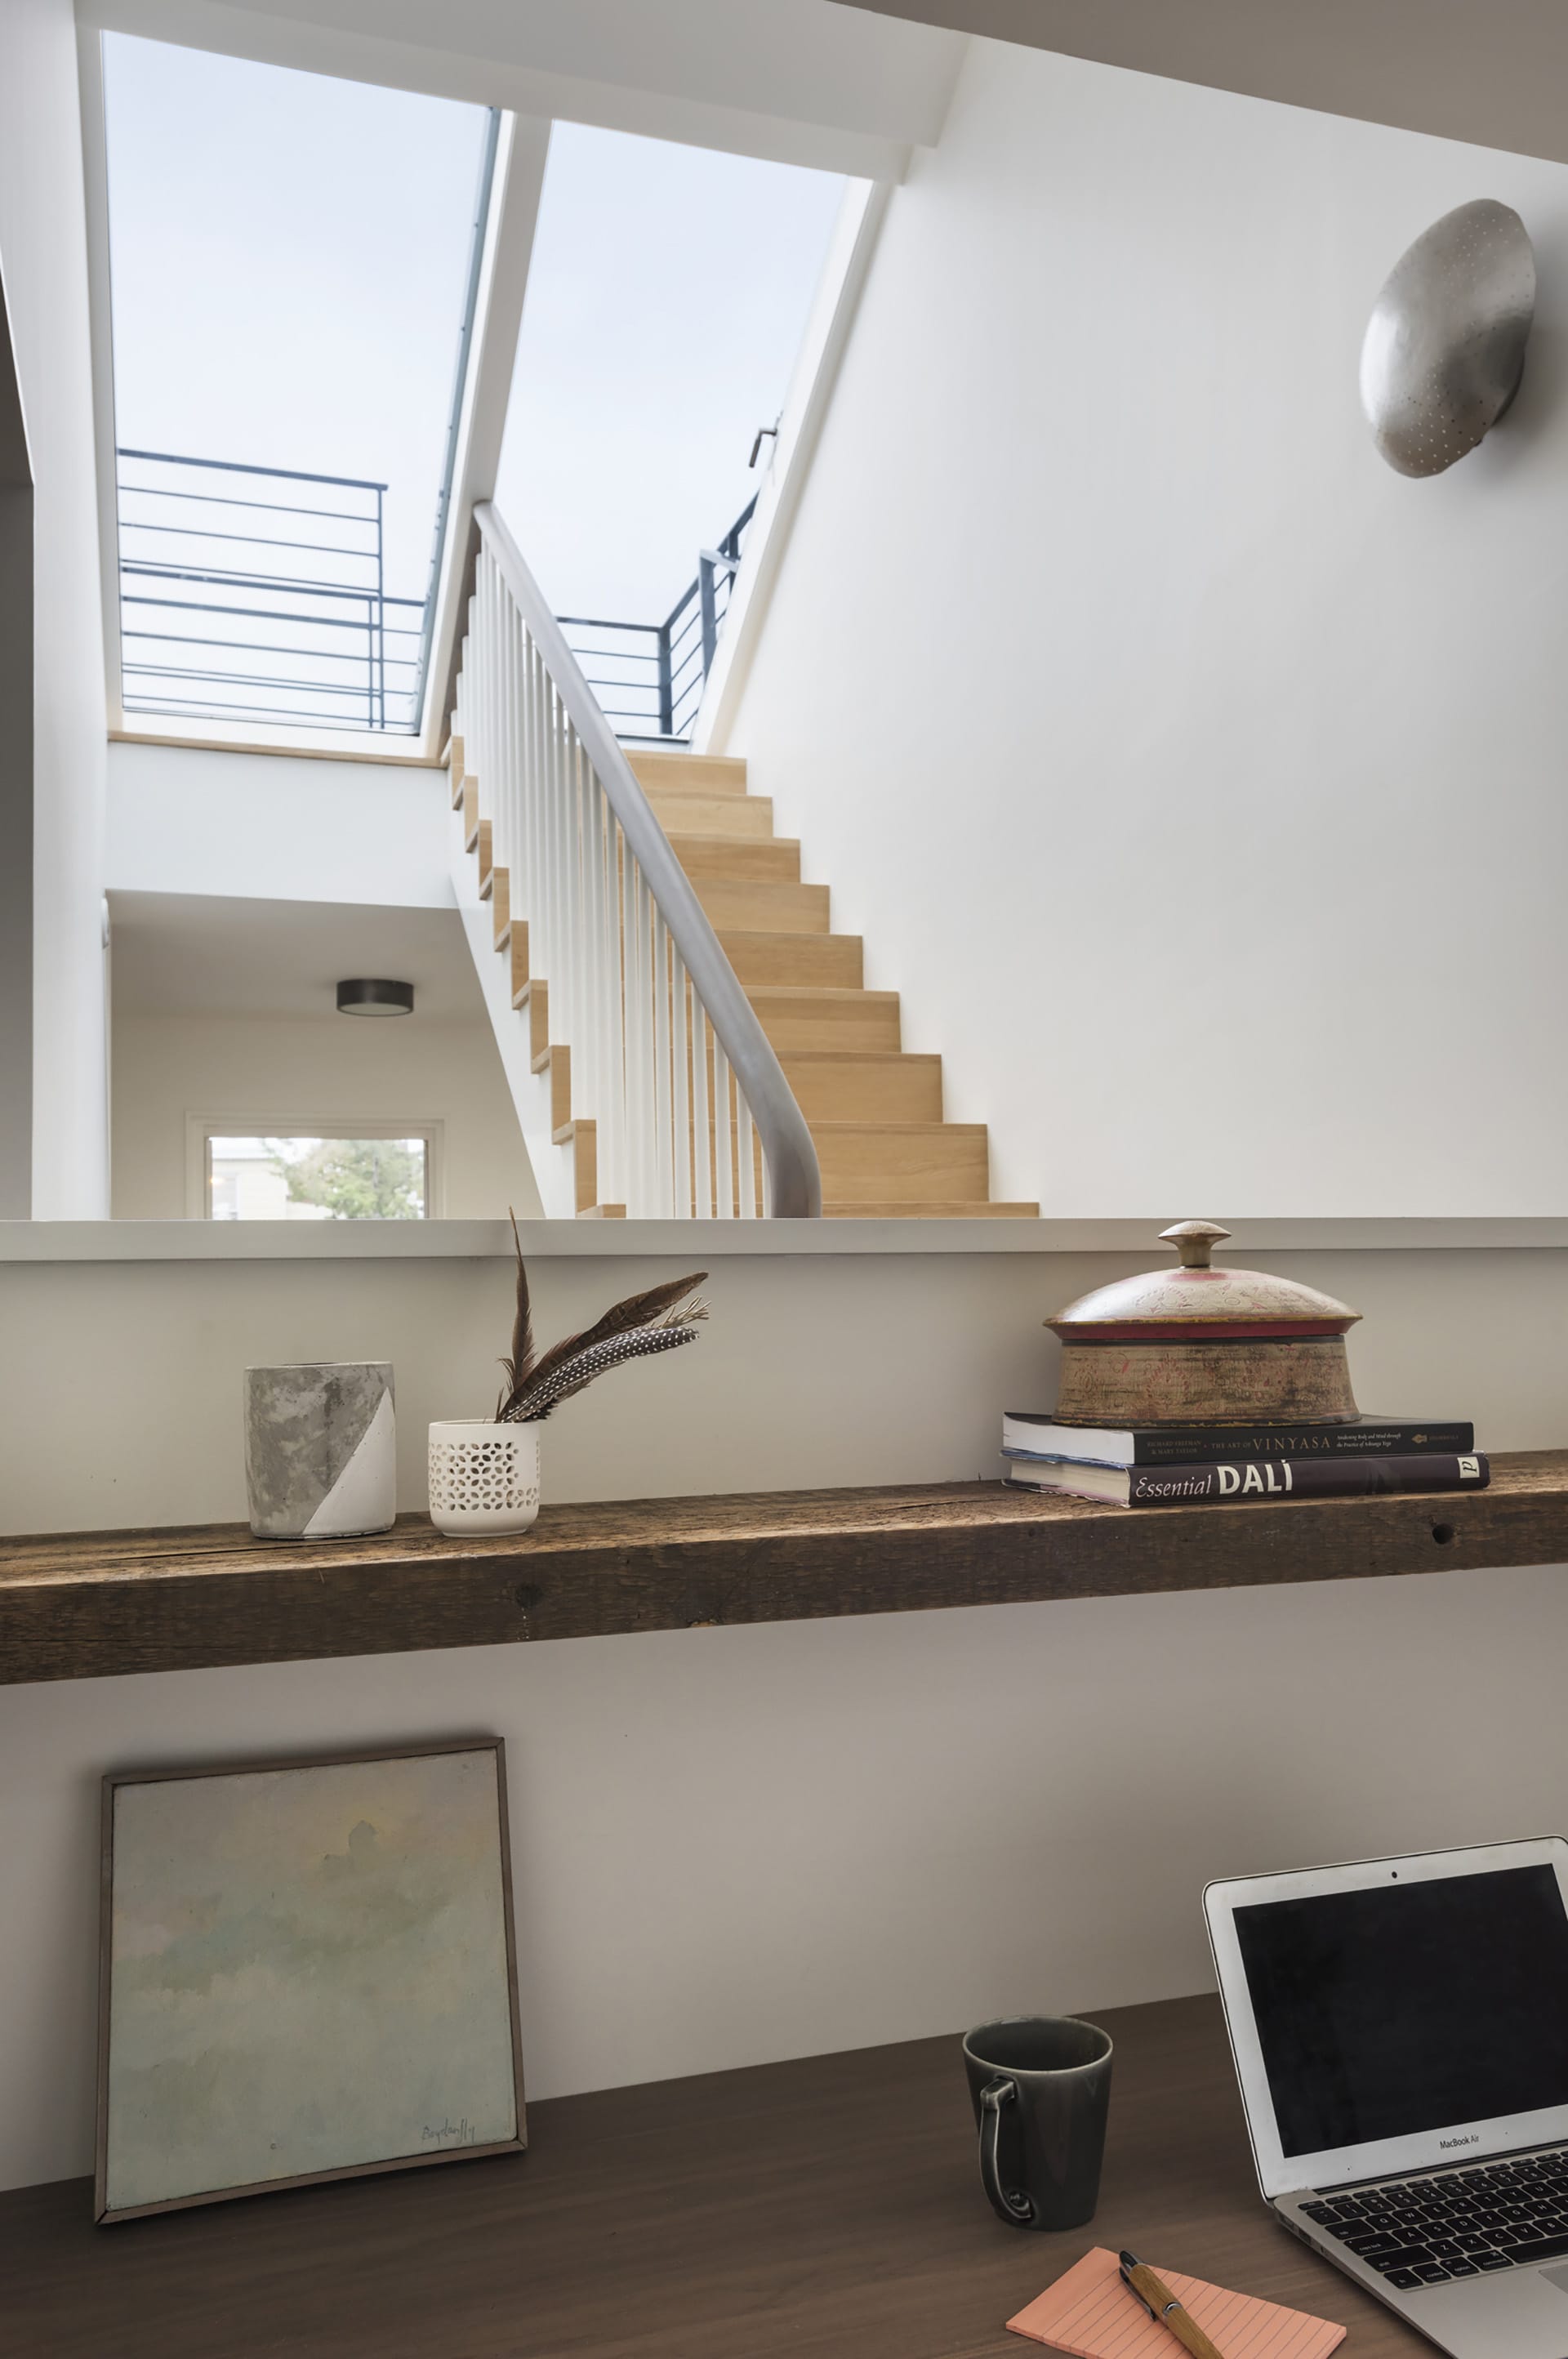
top-left (782, 1056), bottom-right (942, 1123)
top-left (813, 1130), bottom-right (990, 1202)
top-left (698, 881), bottom-right (830, 934)
top-left (626, 752), bottom-right (746, 795)
top-left (751, 996), bottom-right (901, 1055)
top-left (719, 934), bottom-right (863, 988)
top-left (674, 836), bottom-right (800, 884)
top-left (644, 789), bottom-right (773, 839)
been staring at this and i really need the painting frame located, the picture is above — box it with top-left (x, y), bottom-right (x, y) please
top-left (95, 1736), bottom-right (527, 2225)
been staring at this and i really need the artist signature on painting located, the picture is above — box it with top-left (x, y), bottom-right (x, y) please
top-left (421, 2117), bottom-right (479, 2147)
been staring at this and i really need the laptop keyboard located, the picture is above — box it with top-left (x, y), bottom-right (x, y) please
top-left (1303, 2147), bottom-right (1568, 2290)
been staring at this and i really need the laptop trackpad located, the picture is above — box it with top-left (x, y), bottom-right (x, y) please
top-left (1543, 2265), bottom-right (1568, 2297)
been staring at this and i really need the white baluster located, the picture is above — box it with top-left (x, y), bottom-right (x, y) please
top-left (737, 1090), bottom-right (757, 1219)
top-left (653, 907), bottom-right (672, 1216)
top-left (603, 806), bottom-right (627, 1208)
top-left (692, 1000), bottom-right (711, 1217)
top-left (712, 1041), bottom-right (734, 1220)
top-left (672, 949), bottom-right (692, 1218)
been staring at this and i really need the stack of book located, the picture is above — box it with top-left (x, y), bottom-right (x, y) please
top-left (1001, 1411), bottom-right (1488, 1509)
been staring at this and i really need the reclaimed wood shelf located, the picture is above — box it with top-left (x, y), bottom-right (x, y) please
top-left (2, 1453), bottom-right (1565, 1688)
top-left (0, 1993), bottom-right (1423, 2358)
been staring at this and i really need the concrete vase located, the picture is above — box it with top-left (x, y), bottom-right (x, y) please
top-left (243, 1362), bottom-right (396, 1541)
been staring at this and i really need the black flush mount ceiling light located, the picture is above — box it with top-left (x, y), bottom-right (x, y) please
top-left (336, 978), bottom-right (415, 1018)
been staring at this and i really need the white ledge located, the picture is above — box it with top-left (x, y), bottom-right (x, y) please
top-left (5, 1218), bottom-right (1568, 1264)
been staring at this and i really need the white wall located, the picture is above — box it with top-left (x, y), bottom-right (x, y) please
top-left (111, 1010), bottom-right (541, 1219)
top-left (720, 40), bottom-right (1568, 1215)
top-left (0, 2), bottom-right (109, 1215)
top-left (106, 740), bottom-right (452, 907)
top-left (1, 1236), bottom-right (1566, 2188)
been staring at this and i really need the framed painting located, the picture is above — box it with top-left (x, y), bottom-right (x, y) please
top-left (96, 1737), bottom-right (525, 2223)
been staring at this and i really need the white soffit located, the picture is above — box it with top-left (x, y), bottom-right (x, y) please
top-left (831, 0), bottom-right (1568, 170)
top-left (79, 0), bottom-right (968, 176)
top-left (108, 893), bottom-right (488, 1023)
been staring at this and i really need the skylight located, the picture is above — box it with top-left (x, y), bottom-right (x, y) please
top-left (102, 36), bottom-right (494, 740)
top-left (497, 124), bottom-right (849, 739)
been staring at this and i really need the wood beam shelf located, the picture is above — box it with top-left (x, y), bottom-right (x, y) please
top-left (2, 1455), bottom-right (1564, 1688)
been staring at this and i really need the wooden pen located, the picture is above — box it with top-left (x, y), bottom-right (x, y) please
top-left (1119, 2250), bottom-right (1227, 2359)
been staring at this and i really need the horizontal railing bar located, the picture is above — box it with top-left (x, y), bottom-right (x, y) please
top-left (122, 560), bottom-right (399, 604)
top-left (122, 594), bottom-right (415, 635)
top-left (566, 646), bottom-right (662, 667)
top-left (123, 663), bottom-right (389, 698)
top-left (118, 518), bottom-right (380, 563)
top-left (117, 445), bottom-right (389, 493)
top-left (122, 698), bottom-right (416, 732)
top-left (555, 614), bottom-right (662, 636)
top-left (121, 627), bottom-right (415, 668)
top-left (118, 483), bottom-right (379, 528)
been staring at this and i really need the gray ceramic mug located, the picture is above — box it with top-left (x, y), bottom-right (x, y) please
top-left (962, 2014), bottom-right (1113, 2229)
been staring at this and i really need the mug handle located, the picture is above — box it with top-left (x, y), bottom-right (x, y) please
top-left (978, 2076), bottom-right (1036, 2224)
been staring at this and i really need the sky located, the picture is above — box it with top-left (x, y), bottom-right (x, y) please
top-left (104, 35), bottom-right (488, 603)
top-left (103, 36), bottom-right (848, 729)
top-left (496, 123), bottom-right (847, 622)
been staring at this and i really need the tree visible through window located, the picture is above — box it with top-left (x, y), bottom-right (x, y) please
top-left (207, 1135), bottom-right (429, 1220)
top-left (271, 1137), bottom-right (425, 1220)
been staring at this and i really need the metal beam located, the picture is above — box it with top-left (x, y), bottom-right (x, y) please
top-left (421, 113), bottom-right (550, 760)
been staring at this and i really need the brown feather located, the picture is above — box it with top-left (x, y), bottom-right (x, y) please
top-left (517, 1272), bottom-right (707, 1401)
top-left (493, 1210), bottom-right (537, 1420)
top-left (501, 1315), bottom-right (703, 1422)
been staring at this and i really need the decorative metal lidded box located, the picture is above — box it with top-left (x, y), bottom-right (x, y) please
top-left (1046, 1220), bottom-right (1362, 1428)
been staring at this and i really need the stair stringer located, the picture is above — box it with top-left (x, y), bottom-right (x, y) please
top-left (448, 805), bottom-right (575, 1218)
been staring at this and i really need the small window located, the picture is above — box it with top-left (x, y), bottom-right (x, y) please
top-left (203, 1132), bottom-right (432, 1220)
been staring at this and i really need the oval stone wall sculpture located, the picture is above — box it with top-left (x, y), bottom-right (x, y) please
top-left (1360, 198), bottom-right (1535, 476)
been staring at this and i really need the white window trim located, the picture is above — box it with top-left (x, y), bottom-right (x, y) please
top-left (185, 1116), bottom-right (448, 1222)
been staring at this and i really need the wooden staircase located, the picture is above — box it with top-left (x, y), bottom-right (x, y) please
top-left (451, 739), bottom-right (1036, 1218)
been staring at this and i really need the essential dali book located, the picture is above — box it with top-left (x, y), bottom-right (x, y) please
top-left (1002, 1453), bottom-right (1490, 1509)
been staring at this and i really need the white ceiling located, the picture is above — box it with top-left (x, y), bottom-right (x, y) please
top-left (835, 0), bottom-right (1568, 169)
top-left (87, 0), bottom-right (967, 176)
top-left (109, 893), bottom-right (489, 1023)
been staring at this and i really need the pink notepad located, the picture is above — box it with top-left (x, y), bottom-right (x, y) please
top-left (1007, 2245), bottom-right (1346, 2359)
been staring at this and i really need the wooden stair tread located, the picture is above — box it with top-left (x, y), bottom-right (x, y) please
top-left (822, 1202), bottom-right (1040, 1218)
top-left (808, 1120), bottom-right (984, 1137)
top-left (746, 986), bottom-right (898, 1007)
top-left (780, 1050), bottom-right (938, 1065)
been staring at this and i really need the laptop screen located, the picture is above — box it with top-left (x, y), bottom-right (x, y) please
top-left (1234, 1863), bottom-right (1568, 2157)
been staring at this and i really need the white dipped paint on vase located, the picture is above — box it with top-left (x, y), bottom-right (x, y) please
top-left (243, 1362), bottom-right (396, 1540)
top-left (429, 1420), bottom-right (541, 1536)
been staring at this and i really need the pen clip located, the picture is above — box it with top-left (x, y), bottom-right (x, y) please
top-left (1119, 2261), bottom-right (1160, 2323)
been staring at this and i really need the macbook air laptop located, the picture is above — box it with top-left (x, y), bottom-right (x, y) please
top-left (1205, 1838), bottom-right (1568, 2359)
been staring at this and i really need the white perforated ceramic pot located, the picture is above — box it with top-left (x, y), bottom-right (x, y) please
top-left (428, 1419), bottom-right (541, 1536)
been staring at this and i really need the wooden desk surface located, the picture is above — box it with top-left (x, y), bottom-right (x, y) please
top-left (0, 1994), bottom-right (1423, 2359)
